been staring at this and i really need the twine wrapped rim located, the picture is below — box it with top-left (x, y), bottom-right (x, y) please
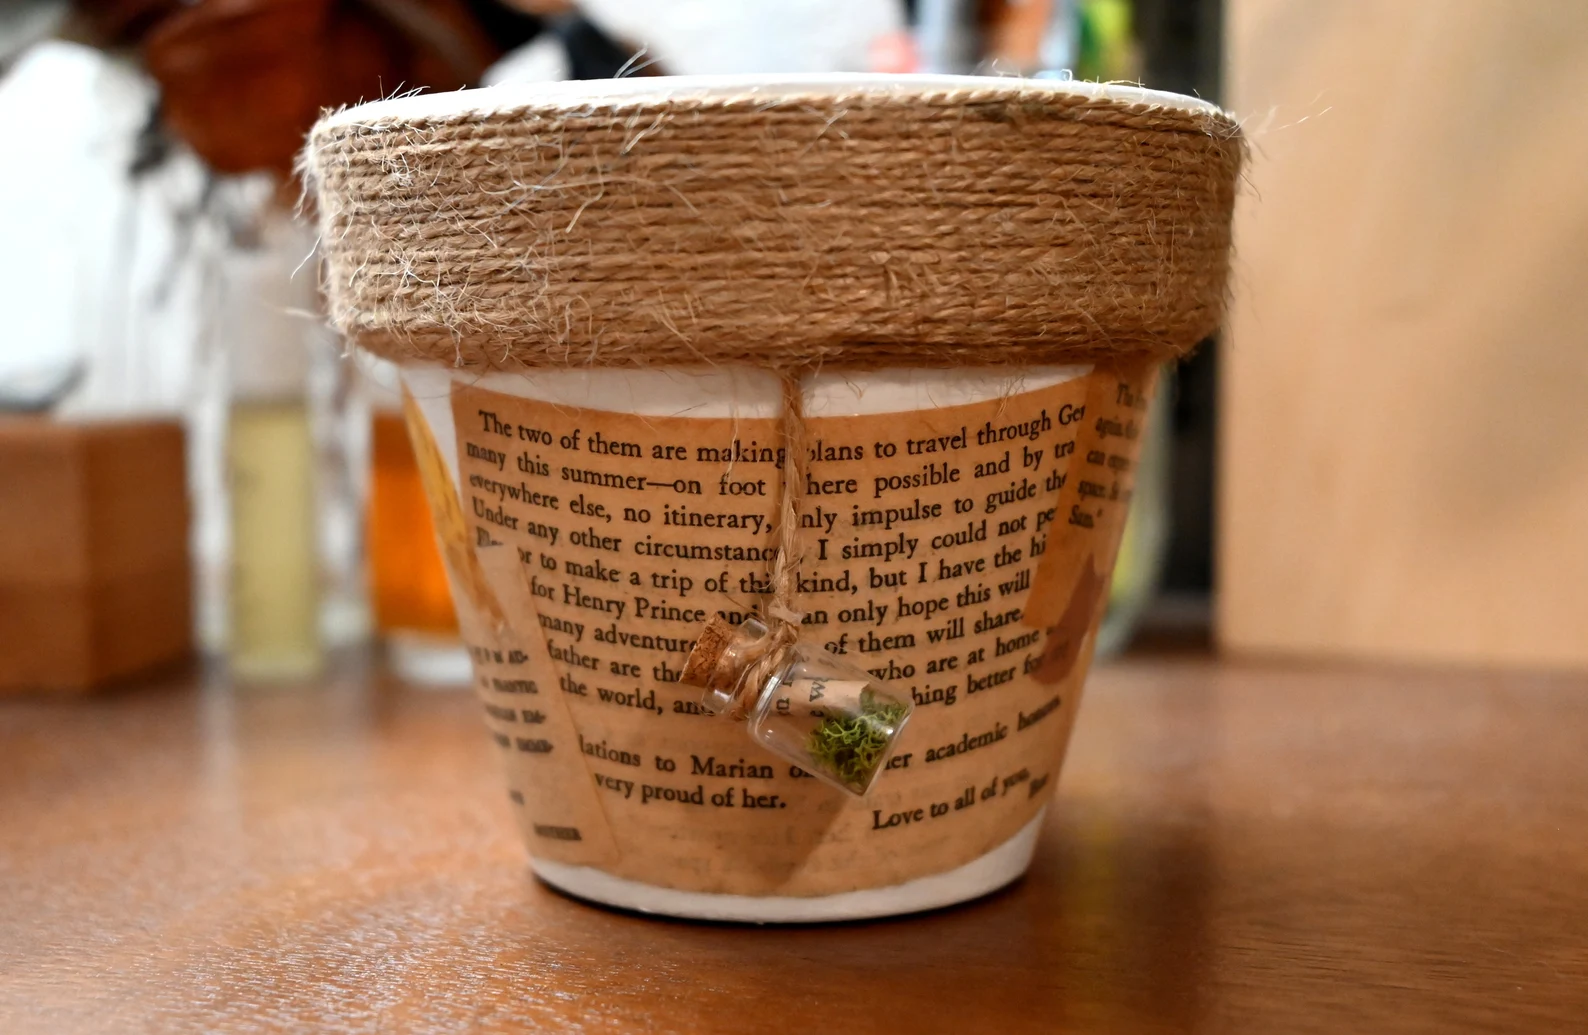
top-left (303, 73), bottom-right (1244, 373)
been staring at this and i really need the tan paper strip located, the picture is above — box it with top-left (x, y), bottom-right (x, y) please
top-left (442, 369), bottom-right (1148, 895)
top-left (472, 544), bottom-right (621, 866)
top-left (402, 389), bottom-right (617, 865)
top-left (1023, 361), bottom-right (1158, 682)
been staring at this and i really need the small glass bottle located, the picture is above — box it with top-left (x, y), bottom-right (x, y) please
top-left (364, 359), bottom-right (470, 686)
top-left (681, 615), bottom-right (913, 797)
top-left (223, 212), bottom-right (322, 682)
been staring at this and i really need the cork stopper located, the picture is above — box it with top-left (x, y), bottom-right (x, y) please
top-left (681, 614), bottom-right (778, 717)
top-left (680, 614), bottom-right (737, 692)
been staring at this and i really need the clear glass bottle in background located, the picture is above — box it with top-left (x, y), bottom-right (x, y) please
top-left (363, 358), bottom-right (470, 686)
top-left (308, 311), bottom-right (371, 655)
top-left (223, 209), bottom-right (322, 681)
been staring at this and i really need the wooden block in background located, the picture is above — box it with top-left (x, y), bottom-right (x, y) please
top-left (1219, 1), bottom-right (1588, 669)
top-left (0, 418), bottom-right (192, 692)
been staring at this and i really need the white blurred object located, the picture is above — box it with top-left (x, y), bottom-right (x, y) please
top-left (579, 0), bottom-right (902, 75)
top-left (1039, 0), bottom-right (1079, 74)
top-left (0, 43), bottom-right (150, 414)
top-left (916, 0), bottom-right (979, 73)
top-left (484, 33), bottom-right (571, 85)
top-left (0, 356), bottom-right (81, 412)
top-left (389, 634), bottom-right (474, 687)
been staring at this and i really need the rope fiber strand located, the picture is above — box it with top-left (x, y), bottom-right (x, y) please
top-left (729, 375), bottom-right (808, 717)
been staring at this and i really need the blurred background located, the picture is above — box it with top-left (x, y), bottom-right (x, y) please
top-left (2, 0), bottom-right (1584, 694)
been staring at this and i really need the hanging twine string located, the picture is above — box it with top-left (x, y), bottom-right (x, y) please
top-left (724, 374), bottom-right (808, 717)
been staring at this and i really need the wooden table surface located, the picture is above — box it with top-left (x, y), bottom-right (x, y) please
top-left (3, 652), bottom-right (1585, 1033)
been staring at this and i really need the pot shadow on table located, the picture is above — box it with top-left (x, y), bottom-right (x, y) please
top-left (524, 807), bottom-right (1219, 1034)
top-left (564, 669), bottom-right (1223, 1033)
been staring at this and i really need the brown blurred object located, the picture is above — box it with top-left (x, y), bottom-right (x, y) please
top-left (0, 418), bottom-right (192, 694)
top-left (1220, 1), bottom-right (1588, 669)
top-left (984, 0), bottom-right (1053, 71)
top-left (77, 0), bottom-right (499, 176)
top-left (66, 0), bottom-right (182, 46)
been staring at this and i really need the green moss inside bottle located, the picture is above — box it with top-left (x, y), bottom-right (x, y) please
top-left (806, 689), bottom-right (912, 793)
top-left (682, 615), bottom-right (914, 797)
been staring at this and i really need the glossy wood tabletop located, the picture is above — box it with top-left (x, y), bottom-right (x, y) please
top-left (3, 651), bottom-right (1585, 1034)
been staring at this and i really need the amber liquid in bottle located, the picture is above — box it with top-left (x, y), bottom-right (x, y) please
top-left (368, 411), bottom-right (459, 640)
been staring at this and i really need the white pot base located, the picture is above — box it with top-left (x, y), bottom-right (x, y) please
top-left (529, 812), bottom-right (1044, 923)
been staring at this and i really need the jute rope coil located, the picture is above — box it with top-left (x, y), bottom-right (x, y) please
top-left (304, 80), bottom-right (1243, 370)
top-left (304, 79), bottom-right (1243, 697)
